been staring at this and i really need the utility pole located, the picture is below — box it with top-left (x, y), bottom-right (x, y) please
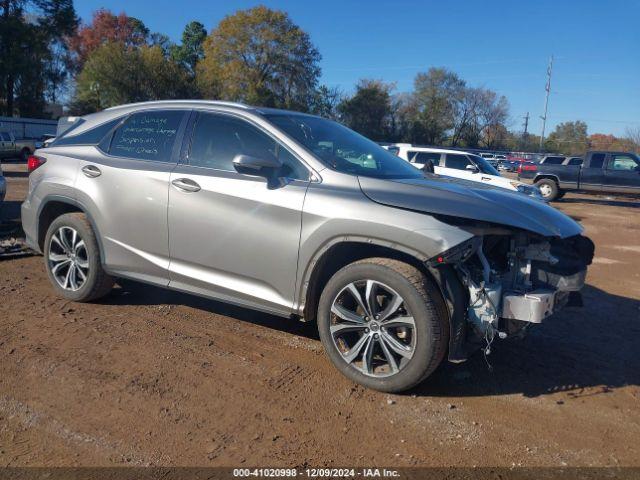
top-left (520, 112), bottom-right (530, 150)
top-left (539, 55), bottom-right (553, 150)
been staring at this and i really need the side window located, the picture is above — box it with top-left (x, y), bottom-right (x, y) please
top-left (609, 154), bottom-right (638, 171)
top-left (55, 117), bottom-right (122, 147)
top-left (589, 153), bottom-right (606, 169)
top-left (189, 113), bottom-right (309, 180)
top-left (568, 157), bottom-right (583, 166)
top-left (410, 152), bottom-right (441, 165)
top-left (445, 153), bottom-right (472, 170)
top-left (109, 110), bottom-right (184, 162)
top-left (543, 156), bottom-right (565, 165)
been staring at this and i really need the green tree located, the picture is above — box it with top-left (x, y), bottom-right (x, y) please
top-left (309, 84), bottom-right (342, 120)
top-left (545, 120), bottom-right (589, 155)
top-left (0, 0), bottom-right (77, 116)
top-left (408, 67), bottom-right (466, 145)
top-left (197, 6), bottom-right (321, 110)
top-left (72, 42), bottom-right (191, 113)
top-left (170, 21), bottom-right (207, 75)
top-left (338, 79), bottom-right (395, 141)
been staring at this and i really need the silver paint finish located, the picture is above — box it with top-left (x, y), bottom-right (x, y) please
top-left (22, 100), bottom-right (585, 319)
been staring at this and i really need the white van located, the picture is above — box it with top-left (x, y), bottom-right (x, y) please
top-left (389, 144), bottom-right (542, 199)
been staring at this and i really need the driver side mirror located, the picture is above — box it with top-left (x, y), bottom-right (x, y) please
top-left (232, 154), bottom-right (282, 177)
top-left (466, 164), bottom-right (479, 173)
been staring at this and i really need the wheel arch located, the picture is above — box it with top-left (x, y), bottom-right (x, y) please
top-left (37, 196), bottom-right (106, 261)
top-left (534, 174), bottom-right (560, 184)
top-left (300, 238), bottom-right (433, 323)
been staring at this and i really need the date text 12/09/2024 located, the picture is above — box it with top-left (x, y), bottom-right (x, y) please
top-left (233, 468), bottom-right (401, 478)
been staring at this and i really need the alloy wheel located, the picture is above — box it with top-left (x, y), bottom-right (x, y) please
top-left (48, 226), bottom-right (89, 291)
top-left (329, 280), bottom-right (416, 377)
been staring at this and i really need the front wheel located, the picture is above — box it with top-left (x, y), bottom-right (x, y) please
top-left (535, 178), bottom-right (560, 201)
top-left (317, 258), bottom-right (448, 392)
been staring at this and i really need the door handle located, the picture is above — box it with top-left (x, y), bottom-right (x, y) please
top-left (172, 178), bottom-right (201, 193)
top-left (81, 165), bottom-right (101, 178)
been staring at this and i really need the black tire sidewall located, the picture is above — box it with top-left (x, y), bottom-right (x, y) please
top-left (317, 262), bottom-right (442, 393)
top-left (43, 213), bottom-right (104, 302)
top-left (536, 179), bottom-right (559, 201)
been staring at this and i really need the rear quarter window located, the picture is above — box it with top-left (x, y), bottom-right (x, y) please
top-left (52, 118), bottom-right (122, 147)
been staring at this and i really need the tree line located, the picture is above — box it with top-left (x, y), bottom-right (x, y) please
top-left (0, 2), bottom-right (638, 154)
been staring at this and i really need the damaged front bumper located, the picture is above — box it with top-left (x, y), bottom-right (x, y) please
top-left (427, 231), bottom-right (595, 362)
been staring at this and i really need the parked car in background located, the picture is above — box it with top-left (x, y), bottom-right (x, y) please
top-left (479, 152), bottom-right (500, 168)
top-left (22, 100), bottom-right (593, 392)
top-left (0, 131), bottom-right (39, 161)
top-left (391, 144), bottom-right (542, 199)
top-left (519, 150), bottom-right (640, 201)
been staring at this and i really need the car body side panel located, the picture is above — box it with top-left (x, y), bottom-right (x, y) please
top-left (295, 171), bottom-right (474, 314)
top-left (73, 147), bottom-right (176, 286)
top-left (168, 167), bottom-right (309, 315)
top-left (20, 149), bottom-right (81, 250)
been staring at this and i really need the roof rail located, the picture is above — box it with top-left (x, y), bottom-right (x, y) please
top-left (104, 100), bottom-right (250, 111)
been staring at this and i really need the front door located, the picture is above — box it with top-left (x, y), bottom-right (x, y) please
top-left (167, 111), bottom-right (311, 315)
top-left (603, 153), bottom-right (640, 194)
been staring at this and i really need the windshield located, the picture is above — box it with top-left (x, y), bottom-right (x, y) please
top-left (264, 114), bottom-right (423, 179)
top-left (469, 154), bottom-right (500, 176)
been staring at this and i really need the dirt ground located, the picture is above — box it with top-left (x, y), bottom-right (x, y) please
top-left (1, 162), bottom-right (639, 468)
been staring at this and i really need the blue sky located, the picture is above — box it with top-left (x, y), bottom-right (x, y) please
top-left (75, 0), bottom-right (640, 136)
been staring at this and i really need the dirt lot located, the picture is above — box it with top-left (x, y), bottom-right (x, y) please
top-left (1, 162), bottom-right (639, 468)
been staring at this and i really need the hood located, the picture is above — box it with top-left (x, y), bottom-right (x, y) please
top-left (358, 175), bottom-right (583, 238)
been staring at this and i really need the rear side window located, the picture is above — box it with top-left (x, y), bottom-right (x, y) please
top-left (589, 153), bottom-right (606, 169)
top-left (408, 151), bottom-right (441, 165)
top-left (109, 110), bottom-right (184, 162)
top-left (445, 153), bottom-right (472, 170)
top-left (53, 118), bottom-right (122, 147)
top-left (567, 157), bottom-right (583, 166)
top-left (188, 112), bottom-right (309, 180)
top-left (543, 156), bottom-right (565, 164)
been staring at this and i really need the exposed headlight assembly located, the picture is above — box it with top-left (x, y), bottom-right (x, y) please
top-left (510, 181), bottom-right (543, 199)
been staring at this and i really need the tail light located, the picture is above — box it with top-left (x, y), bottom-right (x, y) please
top-left (518, 163), bottom-right (537, 174)
top-left (27, 155), bottom-right (46, 172)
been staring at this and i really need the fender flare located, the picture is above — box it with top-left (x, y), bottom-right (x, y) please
top-left (37, 194), bottom-right (106, 263)
top-left (296, 235), bottom-right (430, 314)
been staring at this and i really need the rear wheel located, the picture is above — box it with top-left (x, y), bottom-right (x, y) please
top-left (44, 213), bottom-right (114, 302)
top-left (536, 178), bottom-right (559, 201)
top-left (317, 258), bottom-right (448, 392)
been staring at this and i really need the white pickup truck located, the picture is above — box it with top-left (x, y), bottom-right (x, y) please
top-left (387, 144), bottom-right (543, 200)
top-left (0, 131), bottom-right (39, 161)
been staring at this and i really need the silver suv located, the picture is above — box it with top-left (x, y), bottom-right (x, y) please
top-left (22, 101), bottom-right (594, 392)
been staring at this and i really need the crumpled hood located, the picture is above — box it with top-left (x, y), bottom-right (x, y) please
top-left (358, 175), bottom-right (583, 238)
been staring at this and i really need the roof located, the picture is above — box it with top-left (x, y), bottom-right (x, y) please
top-left (104, 99), bottom-right (252, 111)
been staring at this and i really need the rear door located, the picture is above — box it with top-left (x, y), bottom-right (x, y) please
top-left (167, 111), bottom-right (311, 315)
top-left (74, 109), bottom-right (189, 285)
top-left (579, 153), bottom-right (606, 192)
top-left (603, 153), bottom-right (640, 194)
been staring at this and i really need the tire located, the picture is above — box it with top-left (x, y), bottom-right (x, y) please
top-left (20, 148), bottom-right (30, 162)
top-left (317, 258), bottom-right (448, 393)
top-left (535, 178), bottom-right (559, 201)
top-left (43, 212), bottom-right (114, 302)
